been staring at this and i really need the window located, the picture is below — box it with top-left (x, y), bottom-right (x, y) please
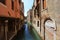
top-left (36, 4), bottom-right (40, 18)
top-left (12, 0), bottom-right (14, 10)
top-left (8, 12), bottom-right (11, 16)
top-left (36, 6), bottom-right (40, 18)
top-left (30, 15), bottom-right (32, 19)
top-left (36, 0), bottom-right (39, 4)
top-left (34, 10), bottom-right (36, 17)
top-left (19, 0), bottom-right (21, 4)
top-left (43, 0), bottom-right (46, 9)
top-left (43, 0), bottom-right (44, 9)
top-left (37, 13), bottom-right (39, 18)
top-left (0, 0), bottom-right (5, 4)
top-left (37, 21), bottom-right (39, 27)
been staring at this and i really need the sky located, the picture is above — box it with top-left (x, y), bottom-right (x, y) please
top-left (22, 0), bottom-right (34, 16)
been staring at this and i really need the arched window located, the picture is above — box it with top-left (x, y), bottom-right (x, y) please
top-left (37, 21), bottom-right (39, 27)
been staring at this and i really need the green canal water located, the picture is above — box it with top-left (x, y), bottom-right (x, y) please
top-left (12, 24), bottom-right (42, 40)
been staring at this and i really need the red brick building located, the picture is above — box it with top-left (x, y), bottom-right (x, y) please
top-left (0, 0), bottom-right (24, 40)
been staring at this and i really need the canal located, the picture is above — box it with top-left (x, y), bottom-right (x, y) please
top-left (12, 23), bottom-right (41, 40)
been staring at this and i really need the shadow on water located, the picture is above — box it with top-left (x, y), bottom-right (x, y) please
top-left (12, 23), bottom-right (41, 40)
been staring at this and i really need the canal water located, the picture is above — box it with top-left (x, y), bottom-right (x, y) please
top-left (13, 23), bottom-right (41, 40)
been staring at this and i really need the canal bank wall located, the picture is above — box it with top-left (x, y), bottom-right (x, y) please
top-left (27, 22), bottom-right (42, 40)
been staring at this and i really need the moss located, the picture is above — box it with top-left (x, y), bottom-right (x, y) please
top-left (27, 22), bottom-right (42, 40)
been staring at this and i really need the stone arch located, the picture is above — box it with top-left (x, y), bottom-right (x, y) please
top-left (43, 17), bottom-right (52, 40)
top-left (44, 17), bottom-right (52, 24)
top-left (43, 17), bottom-right (57, 40)
top-left (44, 17), bottom-right (57, 31)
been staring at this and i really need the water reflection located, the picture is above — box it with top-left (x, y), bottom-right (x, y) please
top-left (13, 23), bottom-right (35, 40)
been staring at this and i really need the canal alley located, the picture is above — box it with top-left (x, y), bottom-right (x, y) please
top-left (12, 23), bottom-right (41, 40)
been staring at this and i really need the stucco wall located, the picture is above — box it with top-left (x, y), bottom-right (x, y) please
top-left (47, 0), bottom-right (60, 40)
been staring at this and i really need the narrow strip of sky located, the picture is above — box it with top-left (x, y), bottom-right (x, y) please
top-left (22, 0), bottom-right (34, 16)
